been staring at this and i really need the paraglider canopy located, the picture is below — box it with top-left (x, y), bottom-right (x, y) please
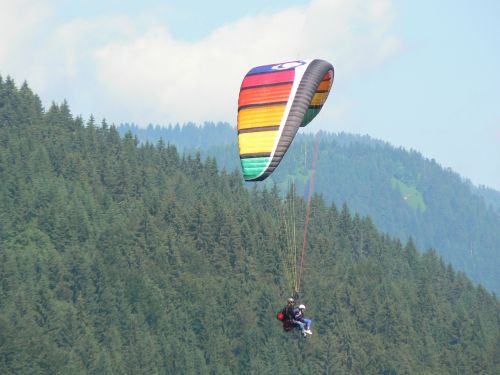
top-left (237, 59), bottom-right (334, 181)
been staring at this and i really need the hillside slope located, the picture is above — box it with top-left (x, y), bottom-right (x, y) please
top-left (118, 123), bottom-right (500, 295)
top-left (1, 77), bottom-right (499, 374)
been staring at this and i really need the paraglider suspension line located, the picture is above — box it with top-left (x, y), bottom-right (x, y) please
top-left (296, 133), bottom-right (320, 294)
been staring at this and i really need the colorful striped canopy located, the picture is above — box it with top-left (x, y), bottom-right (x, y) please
top-left (237, 59), bottom-right (334, 181)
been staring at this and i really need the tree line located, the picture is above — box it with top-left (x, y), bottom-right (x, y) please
top-left (117, 123), bottom-right (500, 296)
top-left (1, 76), bottom-right (499, 374)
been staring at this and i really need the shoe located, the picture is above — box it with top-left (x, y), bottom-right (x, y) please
top-left (302, 332), bottom-right (307, 337)
top-left (305, 329), bottom-right (313, 335)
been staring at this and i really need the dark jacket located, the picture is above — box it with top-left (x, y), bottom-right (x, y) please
top-left (281, 305), bottom-right (296, 322)
top-left (294, 309), bottom-right (305, 323)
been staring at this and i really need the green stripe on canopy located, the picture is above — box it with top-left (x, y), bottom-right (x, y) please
top-left (241, 157), bottom-right (270, 180)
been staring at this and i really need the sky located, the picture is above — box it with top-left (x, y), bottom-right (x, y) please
top-left (1, 0), bottom-right (499, 190)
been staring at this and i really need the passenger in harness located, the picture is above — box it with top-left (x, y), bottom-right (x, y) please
top-left (277, 298), bottom-right (307, 337)
top-left (295, 304), bottom-right (312, 335)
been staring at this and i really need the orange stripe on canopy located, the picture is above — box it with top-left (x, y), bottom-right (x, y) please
top-left (238, 84), bottom-right (293, 108)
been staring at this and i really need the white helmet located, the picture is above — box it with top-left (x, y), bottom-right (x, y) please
top-left (299, 304), bottom-right (306, 309)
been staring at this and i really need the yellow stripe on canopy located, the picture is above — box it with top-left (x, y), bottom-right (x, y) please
top-left (310, 92), bottom-right (329, 106)
top-left (238, 130), bottom-right (278, 155)
top-left (238, 105), bottom-right (286, 129)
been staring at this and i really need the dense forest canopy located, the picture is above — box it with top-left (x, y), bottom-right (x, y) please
top-left (1, 76), bottom-right (499, 374)
top-left (473, 185), bottom-right (500, 212)
top-left (118, 123), bottom-right (500, 296)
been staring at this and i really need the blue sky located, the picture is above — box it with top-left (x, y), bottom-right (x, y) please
top-left (1, 0), bottom-right (498, 190)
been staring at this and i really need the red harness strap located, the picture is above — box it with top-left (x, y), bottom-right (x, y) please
top-left (282, 320), bottom-right (296, 332)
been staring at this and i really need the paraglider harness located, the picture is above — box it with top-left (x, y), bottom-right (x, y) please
top-left (276, 306), bottom-right (298, 332)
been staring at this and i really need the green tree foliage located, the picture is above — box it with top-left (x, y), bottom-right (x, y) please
top-left (1, 77), bottom-right (499, 374)
top-left (119, 124), bottom-right (500, 295)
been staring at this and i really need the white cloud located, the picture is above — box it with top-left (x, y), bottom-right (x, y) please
top-left (0, 0), bottom-right (400, 126)
top-left (92, 0), bottom-right (400, 125)
top-left (0, 0), bottom-right (51, 73)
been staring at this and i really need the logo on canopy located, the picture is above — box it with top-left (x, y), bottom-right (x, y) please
top-left (271, 61), bottom-right (306, 70)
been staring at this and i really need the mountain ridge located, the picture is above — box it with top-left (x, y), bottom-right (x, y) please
top-left (118, 122), bottom-right (500, 295)
top-left (1, 76), bottom-right (498, 374)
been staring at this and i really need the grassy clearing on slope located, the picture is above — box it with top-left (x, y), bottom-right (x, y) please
top-left (391, 177), bottom-right (427, 212)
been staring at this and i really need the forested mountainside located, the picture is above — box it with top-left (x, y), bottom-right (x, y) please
top-left (473, 185), bottom-right (500, 213)
top-left (120, 122), bottom-right (235, 150)
top-left (1, 77), bottom-right (499, 374)
top-left (118, 123), bottom-right (500, 296)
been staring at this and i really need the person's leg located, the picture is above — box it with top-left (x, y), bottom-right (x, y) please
top-left (295, 321), bottom-right (305, 333)
top-left (295, 321), bottom-right (307, 337)
top-left (304, 318), bottom-right (312, 330)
